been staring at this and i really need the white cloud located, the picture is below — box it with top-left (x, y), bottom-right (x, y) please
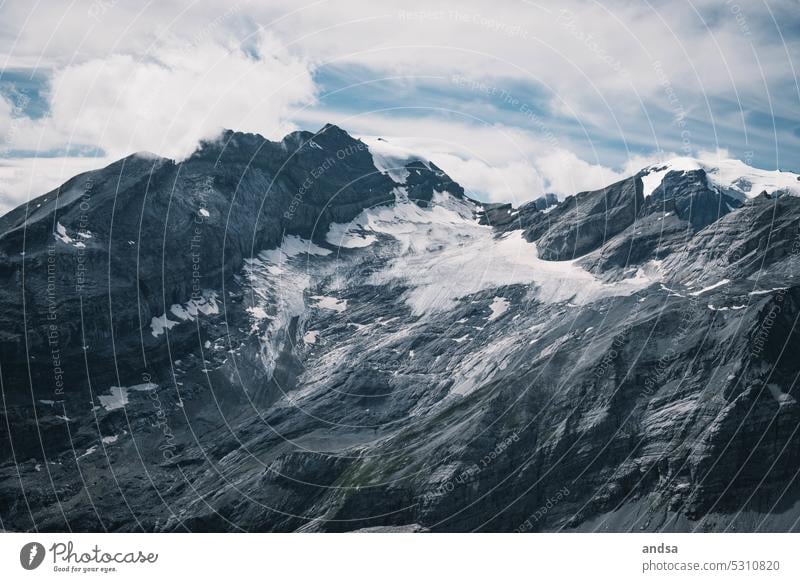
top-left (0, 156), bottom-right (112, 216)
top-left (1, 0), bottom-right (797, 213)
top-left (536, 149), bottom-right (625, 196)
top-left (324, 112), bottom-right (624, 201)
top-left (6, 31), bottom-right (316, 160)
top-left (428, 154), bottom-right (546, 204)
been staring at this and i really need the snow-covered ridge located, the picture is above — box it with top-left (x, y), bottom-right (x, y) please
top-left (640, 157), bottom-right (800, 200)
top-left (360, 136), bottom-right (432, 185)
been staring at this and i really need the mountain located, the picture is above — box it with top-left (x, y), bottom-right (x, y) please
top-left (1, 125), bottom-right (800, 532)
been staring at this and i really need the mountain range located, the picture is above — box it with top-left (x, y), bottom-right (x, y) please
top-left (1, 124), bottom-right (800, 532)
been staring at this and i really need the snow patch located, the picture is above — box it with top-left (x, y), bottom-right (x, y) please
top-left (151, 291), bottom-right (219, 337)
top-left (78, 445), bottom-right (97, 459)
top-left (326, 221), bottom-right (378, 248)
top-left (311, 295), bottom-right (347, 312)
top-left (748, 287), bottom-right (786, 296)
top-left (98, 382), bottom-right (157, 411)
top-left (247, 306), bottom-right (268, 320)
top-left (54, 221), bottom-right (74, 244)
top-left (487, 297), bottom-right (510, 321)
top-left (689, 279), bottom-right (730, 296)
top-left (150, 314), bottom-right (179, 337)
top-left (244, 235), bottom-right (336, 379)
top-left (361, 136), bottom-right (431, 184)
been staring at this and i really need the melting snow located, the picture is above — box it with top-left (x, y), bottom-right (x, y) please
top-left (54, 223), bottom-right (93, 249)
top-left (78, 445), bottom-right (97, 459)
top-left (303, 330), bottom-right (319, 344)
top-left (748, 287), bottom-right (785, 296)
top-left (150, 314), bottom-right (179, 337)
top-left (311, 295), bottom-right (347, 312)
top-left (689, 279), bottom-right (730, 296)
top-left (54, 222), bottom-right (74, 244)
top-left (247, 306), bottom-right (268, 319)
top-left (54, 221), bottom-right (93, 250)
top-left (326, 221), bottom-right (378, 248)
top-left (151, 291), bottom-right (220, 337)
top-left (487, 297), bottom-right (510, 321)
top-left (331, 193), bottom-right (658, 314)
top-left (258, 235), bottom-right (331, 266)
top-left (244, 235), bottom-right (335, 378)
top-left (98, 382), bottom-right (157, 411)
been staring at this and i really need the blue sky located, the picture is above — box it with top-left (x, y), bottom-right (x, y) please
top-left (1, 0), bottom-right (798, 212)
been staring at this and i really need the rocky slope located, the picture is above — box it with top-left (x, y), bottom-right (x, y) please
top-left (1, 125), bottom-right (799, 532)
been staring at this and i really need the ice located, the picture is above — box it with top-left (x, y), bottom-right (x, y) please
top-left (333, 192), bottom-right (657, 314)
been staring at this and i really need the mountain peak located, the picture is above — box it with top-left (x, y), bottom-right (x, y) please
top-left (638, 156), bottom-right (800, 200)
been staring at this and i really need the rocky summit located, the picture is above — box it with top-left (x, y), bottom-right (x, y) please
top-left (1, 125), bottom-right (800, 532)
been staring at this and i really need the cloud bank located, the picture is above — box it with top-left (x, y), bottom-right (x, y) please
top-left (0, 0), bottom-right (797, 213)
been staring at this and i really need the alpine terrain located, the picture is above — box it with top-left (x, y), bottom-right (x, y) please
top-left (1, 124), bottom-right (800, 532)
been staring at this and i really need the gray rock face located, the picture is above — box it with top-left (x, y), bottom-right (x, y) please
top-left (1, 126), bottom-right (799, 533)
top-left (526, 176), bottom-right (643, 261)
